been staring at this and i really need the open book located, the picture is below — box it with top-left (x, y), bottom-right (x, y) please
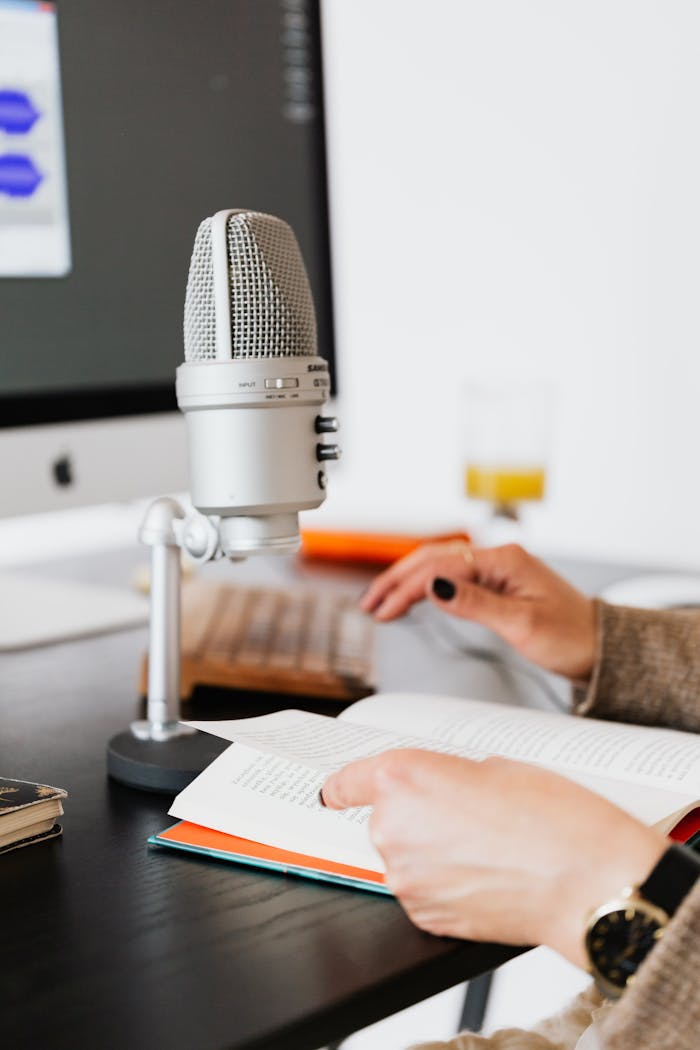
top-left (150, 693), bottom-right (700, 894)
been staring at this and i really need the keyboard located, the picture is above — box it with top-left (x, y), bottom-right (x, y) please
top-left (140, 578), bottom-right (376, 704)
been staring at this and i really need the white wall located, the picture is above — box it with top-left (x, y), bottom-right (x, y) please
top-left (316, 0), bottom-right (700, 569)
top-left (6, 1), bottom-right (700, 573)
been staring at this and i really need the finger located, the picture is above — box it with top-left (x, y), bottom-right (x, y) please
top-left (360, 542), bottom-right (476, 614)
top-left (467, 543), bottom-right (548, 596)
top-left (360, 570), bottom-right (404, 614)
top-left (321, 754), bottom-right (386, 809)
top-left (428, 574), bottom-right (528, 639)
top-left (373, 567), bottom-right (442, 621)
top-left (360, 546), bottom-right (440, 613)
top-left (374, 555), bottom-right (478, 621)
top-left (366, 550), bottom-right (478, 621)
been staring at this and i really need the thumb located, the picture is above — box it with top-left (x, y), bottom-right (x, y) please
top-left (429, 575), bottom-right (528, 639)
top-left (321, 754), bottom-right (382, 810)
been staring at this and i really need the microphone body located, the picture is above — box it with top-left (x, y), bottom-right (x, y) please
top-left (176, 356), bottom-right (331, 553)
top-left (177, 209), bottom-right (338, 557)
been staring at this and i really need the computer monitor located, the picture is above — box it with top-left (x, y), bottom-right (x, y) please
top-left (0, 0), bottom-right (336, 646)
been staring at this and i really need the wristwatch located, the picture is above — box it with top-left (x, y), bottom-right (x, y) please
top-left (584, 843), bottom-right (700, 1000)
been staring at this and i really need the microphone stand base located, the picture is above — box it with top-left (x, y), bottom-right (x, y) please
top-left (106, 729), bottom-right (228, 794)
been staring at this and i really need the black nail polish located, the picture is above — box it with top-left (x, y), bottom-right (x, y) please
top-left (318, 789), bottom-right (327, 808)
top-left (432, 577), bottom-right (456, 601)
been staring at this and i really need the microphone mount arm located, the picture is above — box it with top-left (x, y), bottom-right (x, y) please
top-left (121, 495), bottom-right (308, 761)
top-left (106, 497), bottom-right (249, 792)
top-left (130, 498), bottom-right (224, 744)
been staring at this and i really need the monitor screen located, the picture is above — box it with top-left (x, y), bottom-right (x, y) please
top-left (0, 0), bottom-right (335, 428)
top-left (0, 0), bottom-right (71, 278)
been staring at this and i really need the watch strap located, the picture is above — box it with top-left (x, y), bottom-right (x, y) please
top-left (639, 843), bottom-right (700, 917)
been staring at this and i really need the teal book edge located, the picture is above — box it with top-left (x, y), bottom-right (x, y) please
top-left (148, 822), bottom-right (392, 897)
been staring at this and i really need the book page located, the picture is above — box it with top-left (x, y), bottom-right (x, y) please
top-left (169, 742), bottom-right (384, 871)
top-left (559, 770), bottom-right (693, 830)
top-left (340, 693), bottom-right (700, 815)
top-left (184, 709), bottom-right (473, 772)
top-left (184, 692), bottom-right (700, 832)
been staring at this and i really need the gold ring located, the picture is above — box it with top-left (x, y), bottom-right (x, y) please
top-left (462, 543), bottom-right (475, 568)
top-left (447, 540), bottom-right (475, 567)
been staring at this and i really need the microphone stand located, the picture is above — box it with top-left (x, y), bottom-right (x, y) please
top-left (106, 498), bottom-right (228, 793)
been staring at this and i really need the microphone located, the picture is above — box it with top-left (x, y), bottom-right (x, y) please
top-left (107, 210), bottom-right (340, 791)
top-left (176, 209), bottom-right (339, 559)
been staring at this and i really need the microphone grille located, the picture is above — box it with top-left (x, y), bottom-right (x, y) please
top-left (184, 210), bottom-right (318, 361)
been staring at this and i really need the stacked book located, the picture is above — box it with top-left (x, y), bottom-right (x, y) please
top-left (0, 778), bottom-right (67, 854)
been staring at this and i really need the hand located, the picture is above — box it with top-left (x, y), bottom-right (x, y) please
top-left (321, 750), bottom-right (666, 967)
top-left (360, 541), bottom-right (597, 681)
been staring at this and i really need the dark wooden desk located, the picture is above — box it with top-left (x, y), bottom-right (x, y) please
top-left (0, 548), bottom-right (638, 1050)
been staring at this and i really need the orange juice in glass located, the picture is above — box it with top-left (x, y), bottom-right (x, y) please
top-left (463, 381), bottom-right (551, 521)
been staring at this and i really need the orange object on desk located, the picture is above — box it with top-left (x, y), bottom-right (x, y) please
top-left (299, 529), bottom-right (471, 566)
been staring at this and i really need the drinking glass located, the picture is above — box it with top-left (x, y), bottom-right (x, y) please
top-left (463, 379), bottom-right (552, 524)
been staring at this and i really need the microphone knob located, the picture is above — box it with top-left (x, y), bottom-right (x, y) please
top-left (316, 443), bottom-right (341, 462)
top-left (315, 415), bottom-right (339, 434)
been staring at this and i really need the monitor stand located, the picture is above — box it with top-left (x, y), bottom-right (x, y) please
top-left (0, 573), bottom-right (149, 651)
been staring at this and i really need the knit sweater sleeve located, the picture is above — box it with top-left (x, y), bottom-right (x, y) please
top-left (572, 600), bottom-right (700, 1047)
top-left (572, 600), bottom-right (700, 733)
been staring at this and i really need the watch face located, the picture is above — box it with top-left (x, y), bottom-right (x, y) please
top-left (586, 905), bottom-right (665, 996)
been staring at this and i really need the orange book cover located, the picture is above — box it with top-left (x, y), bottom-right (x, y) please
top-left (149, 820), bottom-right (389, 895)
top-left (299, 529), bottom-right (471, 566)
top-left (151, 808), bottom-right (700, 898)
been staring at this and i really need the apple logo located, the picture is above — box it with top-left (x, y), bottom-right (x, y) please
top-left (52, 454), bottom-right (74, 487)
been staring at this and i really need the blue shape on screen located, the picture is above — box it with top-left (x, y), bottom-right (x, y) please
top-left (0, 154), bottom-right (43, 197)
top-left (0, 89), bottom-right (41, 134)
